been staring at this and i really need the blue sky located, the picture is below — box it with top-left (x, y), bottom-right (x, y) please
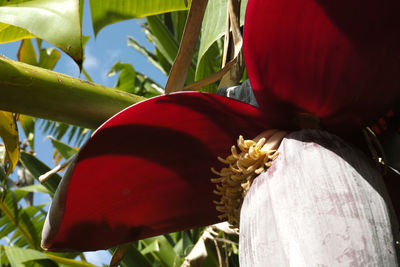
top-left (0, 0), bottom-right (168, 265)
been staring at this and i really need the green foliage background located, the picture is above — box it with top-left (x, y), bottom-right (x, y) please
top-left (0, 0), bottom-right (246, 266)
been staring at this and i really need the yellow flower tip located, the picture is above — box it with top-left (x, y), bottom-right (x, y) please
top-left (211, 167), bottom-right (220, 176)
top-left (211, 177), bottom-right (224, 183)
top-left (255, 166), bottom-right (265, 174)
top-left (231, 145), bottom-right (239, 158)
top-left (255, 137), bottom-right (266, 150)
top-left (244, 139), bottom-right (256, 147)
top-left (217, 156), bottom-right (229, 164)
top-left (226, 155), bottom-right (237, 162)
top-left (211, 130), bottom-right (287, 227)
top-left (213, 190), bottom-right (223, 196)
top-left (216, 206), bottom-right (226, 212)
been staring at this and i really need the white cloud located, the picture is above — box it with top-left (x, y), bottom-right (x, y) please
top-left (106, 49), bottom-right (120, 62)
top-left (83, 47), bottom-right (99, 71)
top-left (84, 250), bottom-right (112, 266)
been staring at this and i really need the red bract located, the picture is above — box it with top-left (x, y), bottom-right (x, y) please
top-left (245, 0), bottom-right (400, 136)
top-left (41, 93), bottom-right (282, 251)
top-left (42, 0), bottom-right (400, 251)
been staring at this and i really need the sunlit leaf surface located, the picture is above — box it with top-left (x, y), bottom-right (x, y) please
top-left (0, 0), bottom-right (82, 63)
top-left (0, 23), bottom-right (34, 43)
top-left (4, 245), bottom-right (97, 267)
top-left (4, 246), bottom-right (48, 267)
top-left (90, 0), bottom-right (191, 35)
top-left (0, 111), bottom-right (19, 178)
top-left (19, 115), bottom-right (35, 150)
top-left (198, 0), bottom-right (247, 66)
top-left (17, 39), bottom-right (37, 66)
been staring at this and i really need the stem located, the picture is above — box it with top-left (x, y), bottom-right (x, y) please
top-left (38, 151), bottom-right (78, 183)
top-left (0, 56), bottom-right (146, 129)
top-left (165, 0), bottom-right (208, 93)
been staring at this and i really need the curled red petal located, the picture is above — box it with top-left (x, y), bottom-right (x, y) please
top-left (244, 0), bottom-right (400, 134)
top-left (41, 92), bottom-right (284, 251)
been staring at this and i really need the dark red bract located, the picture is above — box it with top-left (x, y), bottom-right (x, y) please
top-left (245, 0), bottom-right (400, 136)
top-left (42, 0), bottom-right (400, 251)
top-left (42, 93), bottom-right (281, 251)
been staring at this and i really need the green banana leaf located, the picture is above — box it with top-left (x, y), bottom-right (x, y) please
top-left (0, 23), bottom-right (34, 43)
top-left (90, 0), bottom-right (191, 35)
top-left (0, 190), bottom-right (40, 248)
top-left (4, 246), bottom-right (97, 267)
top-left (48, 137), bottom-right (77, 160)
top-left (4, 246), bottom-right (48, 267)
top-left (0, 0), bottom-right (82, 64)
top-left (198, 0), bottom-right (248, 66)
top-left (19, 151), bottom-right (61, 196)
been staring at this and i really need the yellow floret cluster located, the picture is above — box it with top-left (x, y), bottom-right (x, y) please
top-left (211, 133), bottom-right (280, 227)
